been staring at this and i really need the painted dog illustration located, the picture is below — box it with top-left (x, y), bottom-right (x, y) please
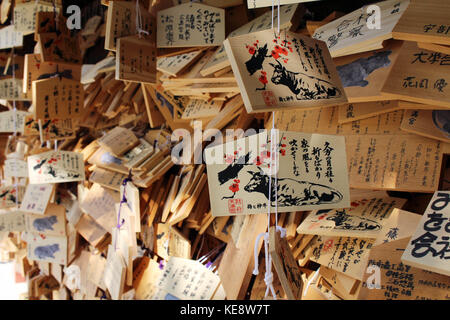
top-left (34, 244), bottom-right (60, 260)
top-left (244, 168), bottom-right (343, 206)
top-left (33, 215), bottom-right (58, 232)
top-left (269, 60), bottom-right (342, 100)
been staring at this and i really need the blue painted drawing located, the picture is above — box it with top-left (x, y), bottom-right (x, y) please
top-left (337, 50), bottom-right (392, 87)
top-left (34, 244), bottom-right (60, 260)
top-left (33, 216), bottom-right (58, 232)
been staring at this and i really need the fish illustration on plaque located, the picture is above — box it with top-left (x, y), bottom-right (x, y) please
top-left (224, 29), bottom-right (348, 113)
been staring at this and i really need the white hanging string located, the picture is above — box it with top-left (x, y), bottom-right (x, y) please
top-left (271, 0), bottom-right (281, 37)
top-left (252, 110), bottom-right (287, 300)
top-left (10, 20), bottom-right (19, 208)
top-left (135, 0), bottom-right (149, 37)
top-left (251, 0), bottom-right (285, 300)
top-left (303, 267), bottom-right (320, 298)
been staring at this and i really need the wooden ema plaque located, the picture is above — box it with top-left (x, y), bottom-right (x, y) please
top-left (116, 35), bottom-right (157, 84)
top-left (105, 1), bottom-right (155, 51)
top-left (173, 0), bottom-right (242, 7)
top-left (20, 183), bottom-right (55, 215)
top-left (0, 78), bottom-right (27, 101)
top-left (392, 0), bottom-right (450, 46)
top-left (337, 101), bottom-right (400, 124)
top-left (23, 54), bottom-right (81, 100)
top-left (400, 110), bottom-right (450, 143)
top-left (24, 203), bottom-right (67, 237)
top-left (346, 134), bottom-right (444, 192)
top-left (27, 233), bottom-right (68, 266)
top-left (359, 238), bottom-right (450, 300)
top-left (157, 50), bottom-right (204, 77)
top-left (269, 226), bottom-right (303, 300)
top-left (334, 40), bottom-right (402, 103)
top-left (297, 196), bottom-right (407, 239)
top-left (33, 77), bottom-right (84, 120)
top-left (27, 151), bottom-right (85, 184)
top-left (23, 116), bottom-right (76, 141)
top-left (381, 41), bottom-right (450, 108)
top-left (312, 0), bottom-right (410, 58)
top-left (247, 0), bottom-right (319, 8)
top-left (0, 25), bottom-right (23, 50)
top-left (200, 4), bottom-right (301, 77)
top-left (224, 29), bottom-right (347, 113)
top-left (401, 192), bottom-right (450, 277)
top-left (204, 131), bottom-right (350, 217)
top-left (0, 185), bottom-right (25, 209)
top-left (97, 126), bottom-right (139, 157)
top-left (157, 2), bottom-right (225, 48)
top-left (35, 12), bottom-right (82, 64)
top-left (0, 110), bottom-right (28, 133)
top-left (13, 1), bottom-right (61, 36)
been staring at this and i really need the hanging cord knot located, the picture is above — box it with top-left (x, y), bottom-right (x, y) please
top-left (276, 225), bottom-right (286, 238)
top-left (251, 232), bottom-right (276, 299)
top-left (264, 271), bottom-right (274, 288)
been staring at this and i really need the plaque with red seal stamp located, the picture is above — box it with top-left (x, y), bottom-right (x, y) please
top-left (262, 90), bottom-right (277, 107)
top-left (228, 199), bottom-right (243, 214)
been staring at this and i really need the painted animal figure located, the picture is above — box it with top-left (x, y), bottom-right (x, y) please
top-left (245, 43), bottom-right (270, 76)
top-left (34, 244), bottom-right (60, 260)
top-left (325, 210), bottom-right (381, 231)
top-left (244, 168), bottom-right (343, 207)
top-left (218, 152), bottom-right (251, 185)
top-left (33, 215), bottom-right (57, 232)
top-left (33, 159), bottom-right (47, 171)
top-left (269, 60), bottom-right (342, 100)
top-left (336, 50), bottom-right (392, 87)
